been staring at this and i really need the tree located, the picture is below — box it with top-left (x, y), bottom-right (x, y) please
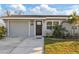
top-left (68, 11), bottom-right (77, 36)
top-left (5, 10), bottom-right (11, 16)
top-left (1, 10), bottom-right (12, 16)
top-left (0, 9), bottom-right (24, 17)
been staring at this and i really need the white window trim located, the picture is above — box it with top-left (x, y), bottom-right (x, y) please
top-left (46, 20), bottom-right (53, 30)
top-left (46, 20), bottom-right (60, 30)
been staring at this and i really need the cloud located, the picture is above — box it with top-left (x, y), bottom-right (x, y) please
top-left (1, 4), bottom-right (79, 15)
top-left (70, 5), bottom-right (79, 10)
top-left (0, 5), bottom-right (5, 16)
top-left (7, 4), bottom-right (27, 15)
top-left (64, 5), bottom-right (79, 15)
top-left (29, 4), bottom-right (79, 15)
top-left (0, 4), bottom-right (27, 16)
top-left (0, 5), bottom-right (2, 16)
top-left (0, 5), bottom-right (2, 10)
top-left (70, 5), bottom-right (79, 14)
top-left (30, 6), bottom-right (42, 14)
top-left (10, 4), bottom-right (26, 11)
top-left (30, 4), bottom-right (58, 15)
top-left (30, 4), bottom-right (79, 15)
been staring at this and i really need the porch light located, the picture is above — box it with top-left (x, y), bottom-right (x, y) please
top-left (37, 22), bottom-right (42, 25)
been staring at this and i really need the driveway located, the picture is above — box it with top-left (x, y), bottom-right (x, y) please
top-left (0, 37), bottom-right (44, 54)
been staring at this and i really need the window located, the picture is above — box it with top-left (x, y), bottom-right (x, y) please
top-left (47, 21), bottom-right (52, 30)
top-left (53, 21), bottom-right (59, 25)
top-left (47, 22), bottom-right (52, 25)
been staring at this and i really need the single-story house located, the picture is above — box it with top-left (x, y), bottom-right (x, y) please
top-left (0, 15), bottom-right (79, 38)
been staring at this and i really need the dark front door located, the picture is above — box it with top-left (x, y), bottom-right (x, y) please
top-left (36, 21), bottom-right (42, 35)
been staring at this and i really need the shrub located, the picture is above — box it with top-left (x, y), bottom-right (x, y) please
top-left (52, 24), bottom-right (68, 38)
top-left (0, 26), bottom-right (7, 39)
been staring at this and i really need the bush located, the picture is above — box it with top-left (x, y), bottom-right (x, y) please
top-left (52, 24), bottom-right (68, 38)
top-left (0, 26), bottom-right (7, 39)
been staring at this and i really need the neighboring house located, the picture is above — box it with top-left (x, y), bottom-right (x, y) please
top-left (0, 15), bottom-right (79, 38)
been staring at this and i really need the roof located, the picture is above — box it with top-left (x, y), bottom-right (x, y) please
top-left (0, 15), bottom-right (70, 18)
top-left (0, 15), bottom-right (70, 20)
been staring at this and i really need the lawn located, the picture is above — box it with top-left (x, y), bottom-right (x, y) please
top-left (44, 38), bottom-right (79, 54)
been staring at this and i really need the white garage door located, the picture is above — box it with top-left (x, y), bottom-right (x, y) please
top-left (9, 20), bottom-right (29, 38)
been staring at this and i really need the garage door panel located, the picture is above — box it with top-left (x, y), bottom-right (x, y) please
top-left (9, 20), bottom-right (29, 38)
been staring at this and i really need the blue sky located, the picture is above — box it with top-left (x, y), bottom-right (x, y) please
top-left (0, 4), bottom-right (79, 16)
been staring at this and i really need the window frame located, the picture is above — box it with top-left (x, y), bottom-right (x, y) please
top-left (46, 20), bottom-right (59, 30)
top-left (46, 21), bottom-right (53, 30)
top-left (53, 21), bottom-right (59, 25)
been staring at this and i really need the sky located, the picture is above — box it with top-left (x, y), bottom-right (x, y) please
top-left (0, 4), bottom-right (79, 16)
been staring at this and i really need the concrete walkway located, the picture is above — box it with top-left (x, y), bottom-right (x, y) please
top-left (0, 37), bottom-right (44, 54)
top-left (11, 38), bottom-right (44, 54)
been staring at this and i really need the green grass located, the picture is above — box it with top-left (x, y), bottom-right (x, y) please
top-left (44, 38), bottom-right (79, 54)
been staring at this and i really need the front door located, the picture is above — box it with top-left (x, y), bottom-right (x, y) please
top-left (36, 21), bottom-right (42, 35)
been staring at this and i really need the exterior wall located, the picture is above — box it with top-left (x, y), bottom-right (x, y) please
top-left (44, 20), bottom-right (65, 36)
top-left (62, 23), bottom-right (79, 35)
top-left (3, 20), bottom-right (9, 37)
top-left (3, 16), bottom-right (69, 38)
top-left (4, 19), bottom-right (35, 38)
top-left (62, 23), bottom-right (72, 34)
top-left (29, 20), bottom-right (35, 37)
top-left (42, 20), bottom-right (46, 36)
top-left (4, 19), bottom-right (67, 38)
top-left (76, 26), bottom-right (79, 34)
top-left (44, 20), bottom-right (79, 36)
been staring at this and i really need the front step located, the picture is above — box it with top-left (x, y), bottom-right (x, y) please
top-left (36, 36), bottom-right (42, 39)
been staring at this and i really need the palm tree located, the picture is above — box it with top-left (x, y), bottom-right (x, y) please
top-left (68, 11), bottom-right (77, 37)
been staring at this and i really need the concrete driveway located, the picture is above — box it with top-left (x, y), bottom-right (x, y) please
top-left (0, 37), bottom-right (44, 54)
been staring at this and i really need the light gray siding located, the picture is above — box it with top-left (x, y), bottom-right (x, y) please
top-left (2, 16), bottom-right (69, 38)
top-left (44, 20), bottom-right (64, 36)
top-left (30, 21), bottom-right (35, 37)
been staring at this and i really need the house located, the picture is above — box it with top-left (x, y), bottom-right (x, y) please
top-left (1, 15), bottom-right (78, 38)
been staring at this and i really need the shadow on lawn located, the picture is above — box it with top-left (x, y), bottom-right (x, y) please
top-left (44, 38), bottom-right (79, 45)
